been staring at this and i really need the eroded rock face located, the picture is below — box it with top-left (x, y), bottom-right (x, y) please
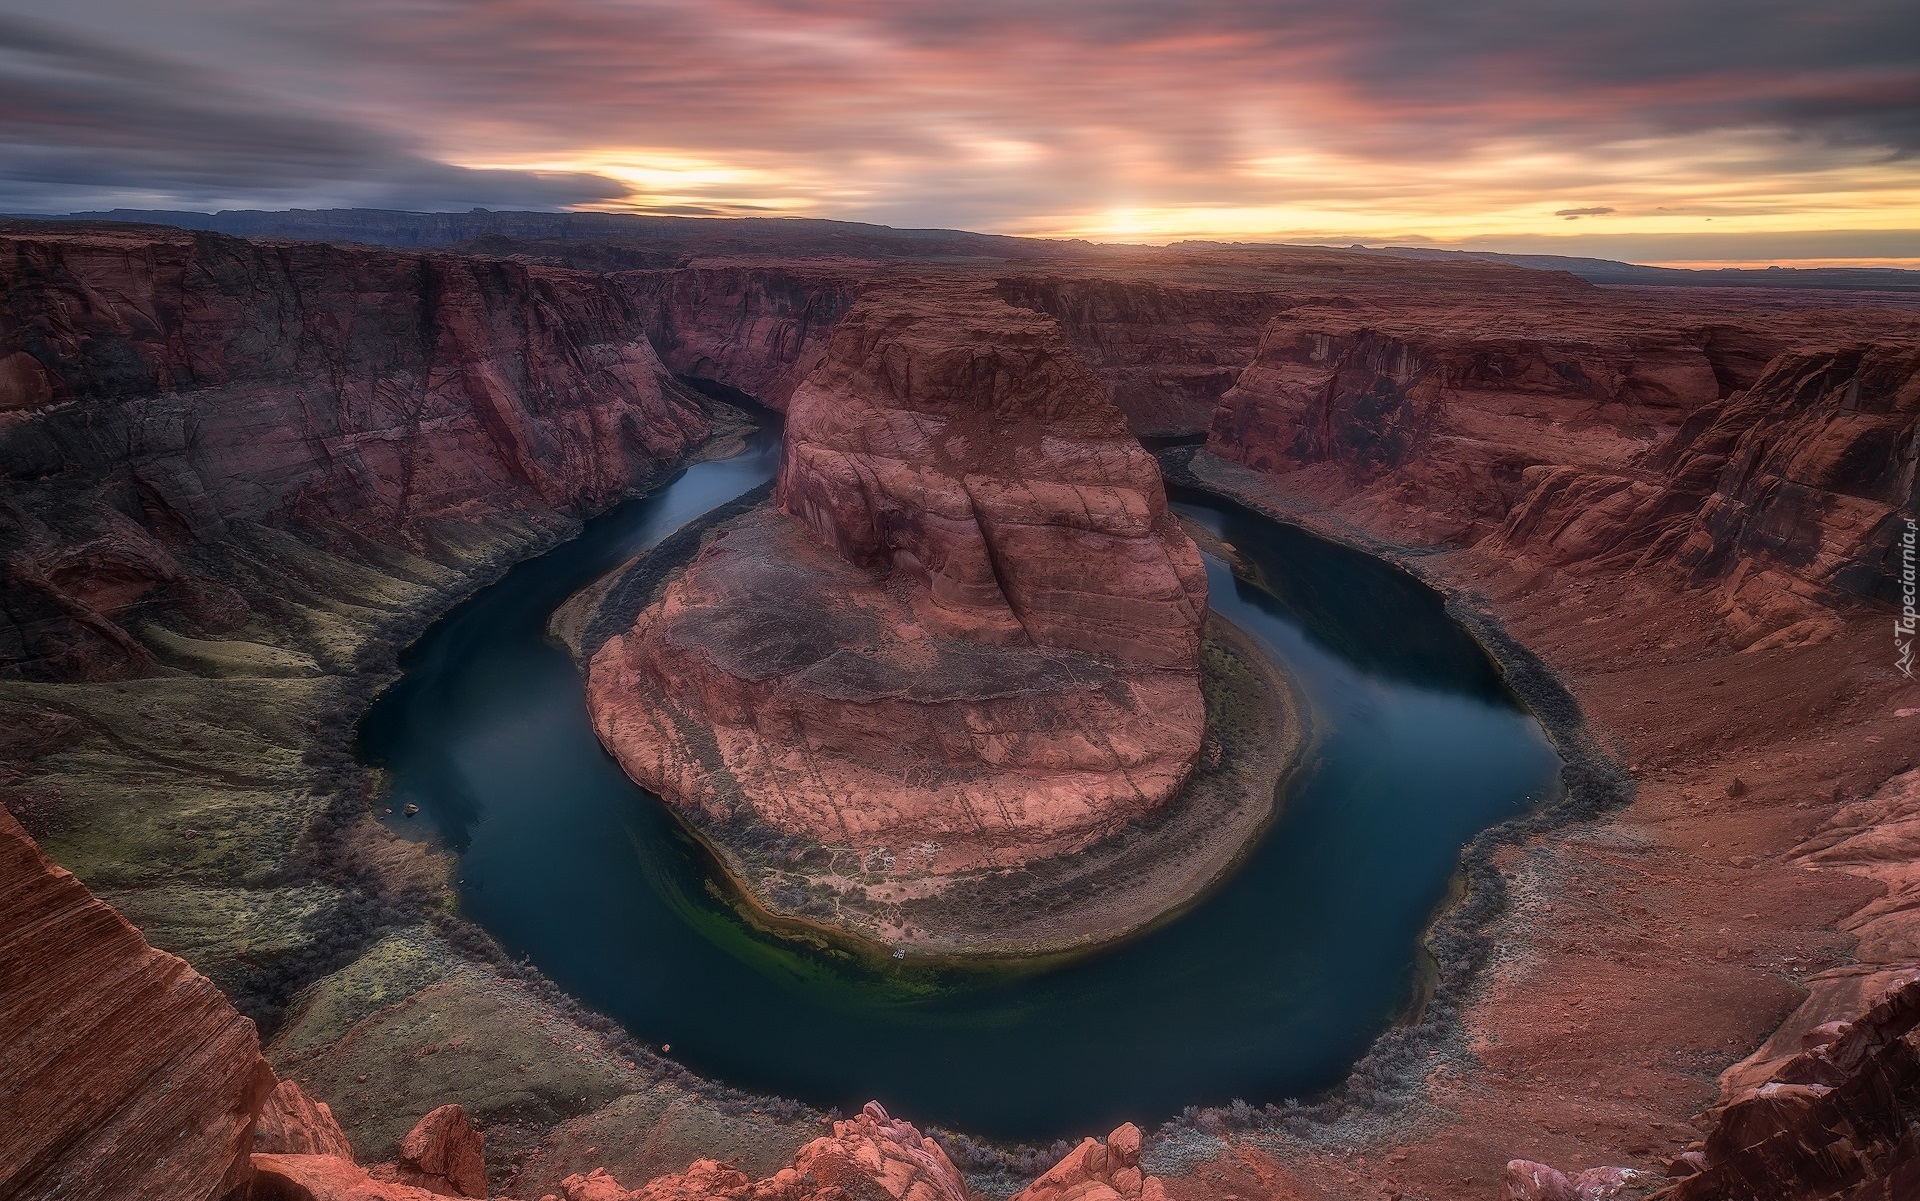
top-left (776, 292), bottom-right (1207, 668)
top-left (1495, 343), bottom-right (1920, 649)
top-left (1204, 298), bottom-right (1735, 544)
top-left (256, 1080), bottom-right (356, 1159)
top-left (1203, 289), bottom-right (1920, 647)
top-left (1648, 969), bottom-right (1920, 1200)
top-left (0, 225), bottom-right (713, 678)
top-left (617, 264), bottom-right (865, 409)
top-left (553, 1102), bottom-right (969, 1201)
top-left (0, 806), bottom-right (276, 1201)
top-left (587, 292), bottom-right (1206, 881)
top-left (993, 275), bottom-right (1288, 436)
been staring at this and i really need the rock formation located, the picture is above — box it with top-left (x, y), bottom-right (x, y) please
top-left (991, 275), bottom-right (1288, 435)
top-left (552, 1102), bottom-right (971, 1201)
top-left (587, 291), bottom-right (1207, 888)
top-left (0, 806), bottom-right (276, 1201)
top-left (246, 1153), bottom-right (454, 1201)
top-left (616, 264), bottom-right (865, 409)
top-left (1008, 1122), bottom-right (1165, 1201)
top-left (1507, 974), bottom-right (1920, 1199)
top-left (246, 1085), bottom-right (490, 1199)
top-left (378, 1105), bottom-right (489, 1198)
top-left (1203, 288), bottom-right (1920, 649)
top-left (256, 1081), bottom-right (357, 1159)
top-left (1205, 296), bottom-right (1744, 545)
top-left (0, 223), bottom-right (714, 679)
top-left (7, 214), bottom-right (1920, 1201)
top-left (1495, 343), bottom-right (1920, 649)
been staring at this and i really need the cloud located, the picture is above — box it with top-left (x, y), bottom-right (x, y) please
top-left (0, 13), bottom-right (631, 212)
top-left (0, 1), bottom-right (1915, 260)
top-left (1555, 207), bottom-right (1617, 219)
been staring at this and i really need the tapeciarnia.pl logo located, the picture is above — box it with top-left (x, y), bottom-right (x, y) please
top-left (1899, 516), bottom-right (1917, 678)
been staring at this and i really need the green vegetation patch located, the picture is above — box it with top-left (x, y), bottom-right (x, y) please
top-left (139, 623), bottom-right (322, 678)
top-left (274, 964), bottom-right (646, 1161)
top-left (103, 883), bottom-right (343, 996)
top-left (273, 926), bottom-right (460, 1054)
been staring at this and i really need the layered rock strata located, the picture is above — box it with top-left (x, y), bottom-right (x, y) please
top-left (615, 264), bottom-right (866, 409)
top-left (0, 806), bottom-right (276, 1201)
top-left (991, 275), bottom-right (1289, 435)
top-left (587, 291), bottom-right (1208, 919)
top-left (1494, 343), bottom-right (1920, 649)
top-left (0, 224), bottom-right (713, 679)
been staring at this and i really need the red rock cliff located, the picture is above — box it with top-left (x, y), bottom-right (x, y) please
top-left (615, 262), bottom-right (866, 408)
top-left (0, 224), bottom-right (713, 678)
top-left (0, 806), bottom-right (276, 1201)
top-left (1202, 287), bottom-right (1920, 646)
top-left (1495, 342), bottom-right (1920, 649)
top-left (993, 274), bottom-right (1289, 437)
top-left (1203, 294), bottom-right (1741, 543)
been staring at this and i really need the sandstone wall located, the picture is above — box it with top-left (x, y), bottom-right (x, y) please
top-left (0, 806), bottom-right (275, 1201)
top-left (0, 225), bottom-right (713, 678)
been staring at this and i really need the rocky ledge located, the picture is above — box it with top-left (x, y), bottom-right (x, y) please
top-left (582, 290), bottom-right (1300, 953)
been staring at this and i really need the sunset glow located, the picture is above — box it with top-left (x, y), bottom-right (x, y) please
top-left (3, 0), bottom-right (1917, 263)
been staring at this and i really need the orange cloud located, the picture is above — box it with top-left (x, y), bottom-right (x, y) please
top-left (8, 0), bottom-right (1920, 261)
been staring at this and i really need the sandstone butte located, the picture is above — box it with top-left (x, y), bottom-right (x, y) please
top-left (4, 217), bottom-right (1920, 1200)
top-left (586, 290), bottom-right (1209, 883)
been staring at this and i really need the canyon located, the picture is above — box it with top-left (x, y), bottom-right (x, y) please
top-left (0, 213), bottom-right (1917, 1200)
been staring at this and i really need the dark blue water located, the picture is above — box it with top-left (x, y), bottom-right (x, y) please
top-left (357, 423), bottom-right (1561, 1140)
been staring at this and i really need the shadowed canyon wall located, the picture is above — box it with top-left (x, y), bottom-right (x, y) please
top-left (0, 224), bottom-right (714, 680)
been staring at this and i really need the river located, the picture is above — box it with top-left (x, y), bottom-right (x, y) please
top-left (357, 417), bottom-right (1561, 1140)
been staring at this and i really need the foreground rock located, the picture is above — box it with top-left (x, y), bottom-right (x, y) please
top-left (1504, 1160), bottom-right (1649, 1199)
top-left (379, 1105), bottom-right (488, 1197)
top-left (555, 1102), bottom-right (970, 1201)
top-left (246, 1104), bottom-right (488, 1201)
top-left (256, 1081), bottom-right (356, 1159)
top-left (1009, 1122), bottom-right (1164, 1201)
top-left (0, 807), bottom-right (275, 1200)
top-left (586, 291), bottom-right (1208, 943)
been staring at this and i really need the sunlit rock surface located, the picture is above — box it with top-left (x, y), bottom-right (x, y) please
top-left (588, 291), bottom-right (1206, 878)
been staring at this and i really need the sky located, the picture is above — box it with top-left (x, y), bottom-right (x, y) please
top-left (3, 1), bottom-right (1918, 266)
